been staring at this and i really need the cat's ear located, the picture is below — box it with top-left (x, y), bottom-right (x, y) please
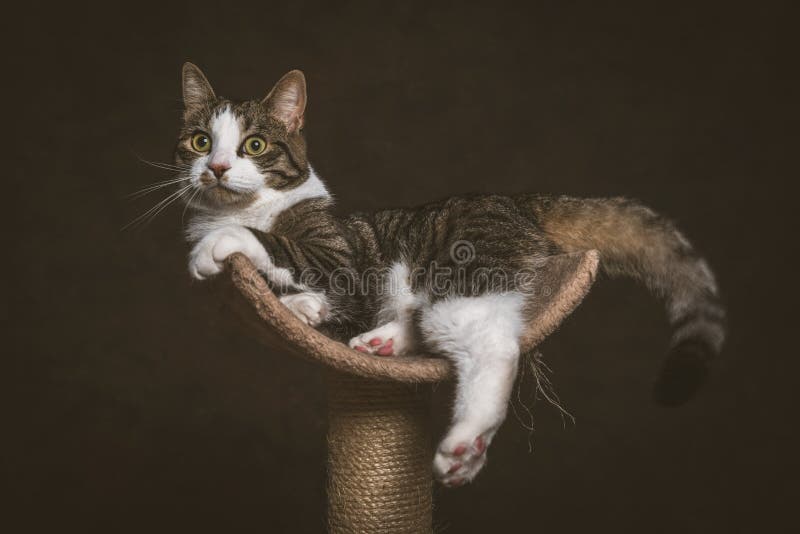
top-left (182, 62), bottom-right (216, 109)
top-left (262, 70), bottom-right (307, 133)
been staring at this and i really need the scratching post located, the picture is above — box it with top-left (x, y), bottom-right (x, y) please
top-left (209, 250), bottom-right (599, 533)
top-left (327, 372), bottom-right (432, 533)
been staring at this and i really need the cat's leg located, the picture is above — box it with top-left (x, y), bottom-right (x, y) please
top-left (348, 262), bottom-right (422, 356)
top-left (188, 225), bottom-right (296, 288)
top-left (420, 293), bottom-right (525, 486)
top-left (280, 292), bottom-right (330, 327)
top-left (189, 225), bottom-right (269, 280)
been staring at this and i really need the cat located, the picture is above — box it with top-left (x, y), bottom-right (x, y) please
top-left (177, 63), bottom-right (725, 486)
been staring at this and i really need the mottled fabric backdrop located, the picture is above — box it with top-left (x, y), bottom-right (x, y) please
top-left (6, 2), bottom-right (797, 532)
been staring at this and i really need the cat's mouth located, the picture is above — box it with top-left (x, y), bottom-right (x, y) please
top-left (195, 183), bottom-right (257, 208)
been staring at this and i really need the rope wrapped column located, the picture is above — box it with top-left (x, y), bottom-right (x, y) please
top-left (327, 372), bottom-right (432, 533)
top-left (211, 250), bottom-right (598, 533)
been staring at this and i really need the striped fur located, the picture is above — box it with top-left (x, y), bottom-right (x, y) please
top-left (178, 64), bottom-right (726, 456)
top-left (178, 65), bottom-right (727, 485)
top-left (529, 195), bottom-right (726, 404)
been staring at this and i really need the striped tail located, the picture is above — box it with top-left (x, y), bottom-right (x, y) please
top-left (528, 195), bottom-right (726, 405)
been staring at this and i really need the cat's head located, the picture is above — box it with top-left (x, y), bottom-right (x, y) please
top-left (176, 63), bottom-right (309, 210)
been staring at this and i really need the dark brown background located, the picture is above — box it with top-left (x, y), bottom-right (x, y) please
top-left (6, 1), bottom-right (799, 532)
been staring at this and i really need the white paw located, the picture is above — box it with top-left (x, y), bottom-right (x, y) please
top-left (348, 320), bottom-right (412, 356)
top-left (188, 225), bottom-right (268, 280)
top-left (280, 292), bottom-right (330, 327)
top-left (433, 424), bottom-right (496, 487)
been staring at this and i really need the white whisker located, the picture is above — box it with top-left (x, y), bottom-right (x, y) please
top-left (127, 176), bottom-right (191, 199)
top-left (135, 155), bottom-right (192, 172)
top-left (143, 188), bottom-right (192, 227)
top-left (181, 186), bottom-right (202, 226)
top-left (122, 184), bottom-right (194, 231)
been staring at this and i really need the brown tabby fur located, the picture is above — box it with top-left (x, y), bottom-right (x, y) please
top-left (178, 65), bottom-right (725, 405)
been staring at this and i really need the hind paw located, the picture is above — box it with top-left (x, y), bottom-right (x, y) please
top-left (349, 321), bottom-right (411, 357)
top-left (351, 336), bottom-right (395, 356)
top-left (434, 432), bottom-right (491, 487)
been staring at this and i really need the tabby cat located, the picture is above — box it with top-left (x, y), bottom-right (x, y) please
top-left (178, 64), bottom-right (725, 486)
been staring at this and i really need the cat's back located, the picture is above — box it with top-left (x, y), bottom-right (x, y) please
top-left (353, 193), bottom-right (544, 230)
top-left (342, 193), bottom-right (551, 263)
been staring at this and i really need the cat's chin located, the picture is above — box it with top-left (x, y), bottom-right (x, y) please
top-left (195, 185), bottom-right (258, 210)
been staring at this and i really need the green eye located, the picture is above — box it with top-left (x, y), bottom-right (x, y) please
top-left (243, 136), bottom-right (268, 156)
top-left (191, 133), bottom-right (211, 152)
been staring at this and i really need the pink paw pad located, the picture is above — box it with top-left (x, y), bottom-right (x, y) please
top-left (453, 444), bottom-right (467, 457)
top-left (447, 462), bottom-right (462, 474)
top-left (474, 436), bottom-right (486, 454)
top-left (376, 339), bottom-right (394, 356)
top-left (368, 337), bottom-right (382, 346)
top-left (354, 345), bottom-right (367, 353)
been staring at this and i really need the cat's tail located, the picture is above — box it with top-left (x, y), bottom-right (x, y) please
top-left (527, 195), bottom-right (726, 405)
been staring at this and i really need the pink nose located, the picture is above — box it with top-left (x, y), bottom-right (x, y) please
top-left (208, 162), bottom-right (231, 179)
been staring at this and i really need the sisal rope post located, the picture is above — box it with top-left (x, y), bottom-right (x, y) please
top-left (326, 371), bottom-right (433, 534)
top-left (208, 251), bottom-right (599, 533)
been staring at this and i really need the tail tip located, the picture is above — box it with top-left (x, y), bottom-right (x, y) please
top-left (653, 338), bottom-right (714, 406)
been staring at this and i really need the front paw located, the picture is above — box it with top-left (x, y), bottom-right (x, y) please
top-left (188, 225), bottom-right (268, 280)
top-left (280, 292), bottom-right (330, 327)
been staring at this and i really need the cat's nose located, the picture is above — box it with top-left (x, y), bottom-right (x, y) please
top-left (207, 162), bottom-right (231, 179)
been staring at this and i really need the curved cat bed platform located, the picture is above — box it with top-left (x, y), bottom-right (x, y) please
top-left (208, 250), bottom-right (599, 533)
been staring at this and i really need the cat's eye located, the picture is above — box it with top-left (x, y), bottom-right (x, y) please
top-left (243, 136), bottom-right (268, 156)
top-left (191, 132), bottom-right (211, 152)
